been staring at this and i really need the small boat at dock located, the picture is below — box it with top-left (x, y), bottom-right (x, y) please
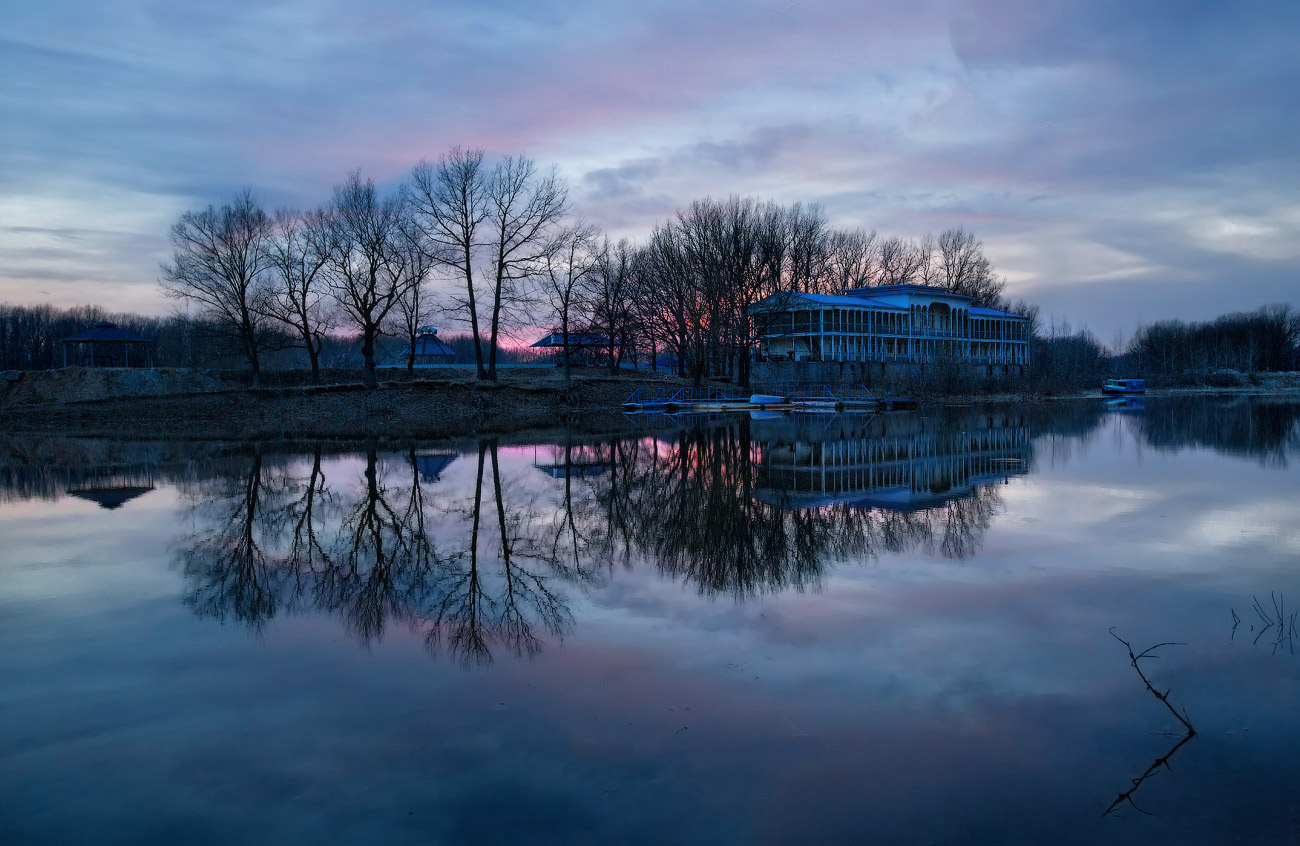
top-left (1102, 378), bottom-right (1146, 394)
top-left (748, 393), bottom-right (786, 405)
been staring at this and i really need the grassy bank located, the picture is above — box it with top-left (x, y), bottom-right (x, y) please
top-left (0, 368), bottom-right (683, 440)
top-left (4, 367), bottom-right (1299, 441)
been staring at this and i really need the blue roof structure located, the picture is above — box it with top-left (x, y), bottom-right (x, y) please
top-left (531, 331), bottom-right (612, 348)
top-left (415, 454), bottom-right (457, 484)
top-left (59, 322), bottom-right (152, 344)
top-left (843, 283), bottom-right (954, 297)
top-left (401, 328), bottom-right (456, 358)
top-left (753, 292), bottom-right (906, 310)
top-left (751, 288), bottom-right (1032, 323)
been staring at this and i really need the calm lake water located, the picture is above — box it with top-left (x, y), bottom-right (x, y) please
top-left (2, 398), bottom-right (1299, 845)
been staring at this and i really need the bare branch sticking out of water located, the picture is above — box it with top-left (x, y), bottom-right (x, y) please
top-left (1108, 629), bottom-right (1196, 734)
top-left (1104, 629), bottom-right (1197, 816)
top-left (1233, 592), bottom-right (1296, 654)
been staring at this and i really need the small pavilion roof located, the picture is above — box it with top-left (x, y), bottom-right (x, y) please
top-left (59, 322), bottom-right (153, 344)
top-left (531, 331), bottom-right (611, 348)
top-left (67, 485), bottom-right (156, 509)
top-left (401, 329), bottom-right (456, 357)
top-left (415, 453), bottom-right (457, 483)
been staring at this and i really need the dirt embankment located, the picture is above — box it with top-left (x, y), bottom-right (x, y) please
top-left (0, 367), bottom-right (684, 440)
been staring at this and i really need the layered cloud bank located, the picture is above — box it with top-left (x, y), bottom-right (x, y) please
top-left (2, 0), bottom-right (1297, 341)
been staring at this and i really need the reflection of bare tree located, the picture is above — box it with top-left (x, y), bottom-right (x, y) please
top-left (593, 423), bottom-right (864, 598)
top-left (321, 447), bottom-right (433, 644)
top-left (175, 412), bottom-right (1028, 652)
top-left (178, 449), bottom-right (287, 629)
top-left (176, 441), bottom-right (580, 669)
top-left (586, 418), bottom-right (1008, 597)
top-left (426, 439), bottom-right (575, 668)
top-left (1132, 398), bottom-right (1300, 466)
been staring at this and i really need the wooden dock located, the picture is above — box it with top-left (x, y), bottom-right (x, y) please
top-left (622, 383), bottom-right (915, 414)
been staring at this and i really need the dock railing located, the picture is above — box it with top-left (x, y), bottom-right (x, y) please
top-left (625, 381), bottom-right (881, 410)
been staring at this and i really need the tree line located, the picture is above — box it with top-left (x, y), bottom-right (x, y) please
top-left (153, 148), bottom-right (1014, 389)
top-left (1127, 305), bottom-right (1300, 377)
top-left (0, 301), bottom-right (535, 373)
top-left (18, 142), bottom-right (1298, 390)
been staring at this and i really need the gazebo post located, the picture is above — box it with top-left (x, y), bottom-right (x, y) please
top-left (62, 344), bottom-right (67, 368)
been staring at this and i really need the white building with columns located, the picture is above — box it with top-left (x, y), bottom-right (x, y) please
top-left (751, 283), bottom-right (1031, 373)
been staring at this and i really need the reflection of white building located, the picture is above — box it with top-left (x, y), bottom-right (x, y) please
top-left (752, 412), bottom-right (1031, 511)
top-left (751, 284), bottom-right (1031, 374)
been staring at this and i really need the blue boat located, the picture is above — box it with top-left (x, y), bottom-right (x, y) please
top-left (1102, 378), bottom-right (1145, 394)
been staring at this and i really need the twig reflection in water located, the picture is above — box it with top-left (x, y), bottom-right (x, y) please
top-left (1104, 630), bottom-right (1197, 816)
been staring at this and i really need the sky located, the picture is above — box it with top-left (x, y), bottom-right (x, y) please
top-left (2, 0), bottom-right (1298, 345)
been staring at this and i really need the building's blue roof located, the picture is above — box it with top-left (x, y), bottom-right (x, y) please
top-left (844, 283), bottom-right (961, 297)
top-left (755, 292), bottom-right (906, 310)
top-left (753, 290), bottom-right (1029, 319)
top-left (531, 332), bottom-right (611, 348)
top-left (401, 330), bottom-right (456, 358)
top-left (60, 322), bottom-right (152, 344)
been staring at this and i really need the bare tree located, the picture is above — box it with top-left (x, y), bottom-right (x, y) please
top-left (785, 202), bottom-right (830, 294)
top-left (409, 148), bottom-right (490, 379)
top-left (825, 228), bottom-right (877, 291)
top-left (915, 232), bottom-right (938, 286)
top-left (590, 237), bottom-right (638, 373)
top-left (938, 227), bottom-right (1005, 307)
top-left (393, 212), bottom-right (439, 378)
top-left (876, 236), bottom-right (925, 286)
top-left (1006, 297), bottom-right (1042, 340)
top-left (540, 222), bottom-right (600, 391)
top-left (482, 156), bottom-right (569, 381)
top-left (263, 208), bottom-right (334, 383)
top-left (321, 171), bottom-right (415, 389)
top-left (160, 189), bottom-right (274, 383)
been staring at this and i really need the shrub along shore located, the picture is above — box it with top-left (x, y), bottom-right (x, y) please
top-left (2, 367), bottom-right (1299, 441)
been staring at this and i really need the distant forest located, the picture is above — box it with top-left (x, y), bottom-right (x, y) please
top-left (0, 303), bottom-right (540, 373)
top-left (1023, 303), bottom-right (1300, 393)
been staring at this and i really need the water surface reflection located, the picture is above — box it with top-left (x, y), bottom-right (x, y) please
top-left (2, 397), bottom-right (1300, 844)
top-left (167, 408), bottom-right (1049, 657)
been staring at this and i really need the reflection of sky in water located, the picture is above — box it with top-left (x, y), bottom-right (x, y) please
top-left (1, 399), bottom-right (1299, 844)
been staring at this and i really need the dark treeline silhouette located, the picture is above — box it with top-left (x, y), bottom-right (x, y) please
top-left (0, 301), bottom-right (536, 373)
top-left (1023, 320), bottom-right (1111, 394)
top-left (1126, 304), bottom-right (1300, 378)
top-left (1001, 304), bottom-right (1300, 395)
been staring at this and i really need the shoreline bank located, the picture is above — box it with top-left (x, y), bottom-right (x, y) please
top-left (3, 367), bottom-right (1298, 441)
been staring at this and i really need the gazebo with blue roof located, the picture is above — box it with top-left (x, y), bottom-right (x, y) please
top-left (59, 322), bottom-right (154, 368)
top-left (399, 327), bottom-right (457, 366)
